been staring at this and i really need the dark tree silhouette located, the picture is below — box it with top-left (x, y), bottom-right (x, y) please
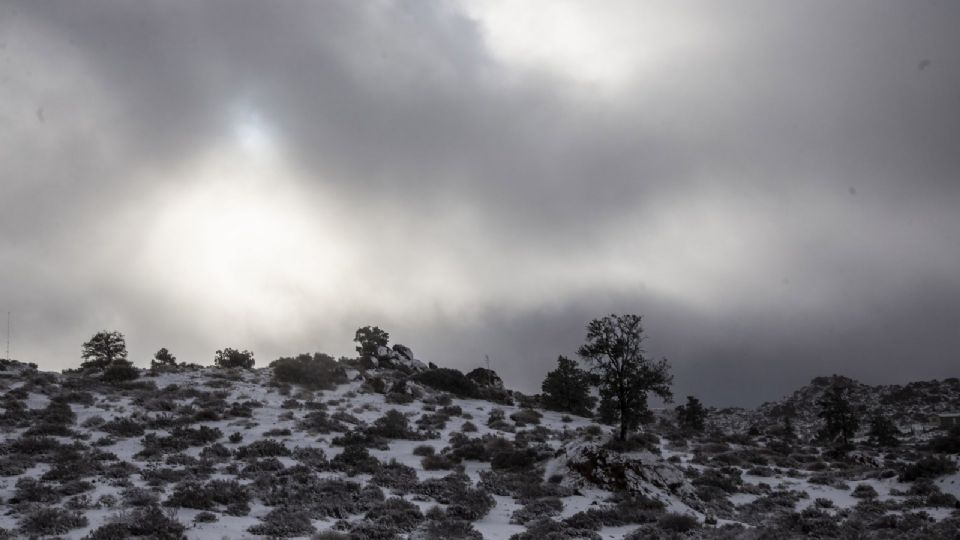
top-left (867, 414), bottom-right (900, 447)
top-left (214, 348), bottom-right (255, 369)
top-left (354, 326), bottom-right (389, 358)
top-left (81, 330), bottom-right (128, 370)
top-left (151, 348), bottom-right (178, 370)
top-left (675, 395), bottom-right (708, 433)
top-left (541, 355), bottom-right (595, 417)
top-left (577, 314), bottom-right (672, 441)
top-left (817, 383), bottom-right (860, 447)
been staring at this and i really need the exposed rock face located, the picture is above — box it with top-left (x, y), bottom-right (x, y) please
top-left (555, 441), bottom-right (696, 504)
top-left (369, 344), bottom-right (427, 373)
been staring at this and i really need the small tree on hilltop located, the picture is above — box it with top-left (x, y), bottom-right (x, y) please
top-left (541, 355), bottom-right (595, 417)
top-left (675, 396), bottom-right (708, 434)
top-left (354, 326), bottom-right (389, 358)
top-left (151, 348), bottom-right (178, 370)
top-left (577, 314), bottom-right (673, 441)
top-left (817, 382), bottom-right (860, 448)
top-left (81, 330), bottom-right (128, 370)
top-left (214, 348), bottom-right (255, 369)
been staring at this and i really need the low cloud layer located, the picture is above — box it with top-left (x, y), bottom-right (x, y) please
top-left (1, 1), bottom-right (959, 405)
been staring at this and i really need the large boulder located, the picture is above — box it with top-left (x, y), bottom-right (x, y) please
top-left (551, 441), bottom-right (696, 504)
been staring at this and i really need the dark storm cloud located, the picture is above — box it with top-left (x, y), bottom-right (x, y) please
top-left (1, 1), bottom-right (959, 404)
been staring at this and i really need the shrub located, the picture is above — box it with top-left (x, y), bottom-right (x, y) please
top-left (102, 361), bottom-right (140, 382)
top-left (413, 444), bottom-right (436, 457)
top-left (422, 453), bottom-right (459, 471)
top-left (511, 497), bottom-right (563, 524)
top-left (899, 455), bottom-right (958, 482)
top-left (298, 410), bottom-right (349, 433)
top-left (165, 479), bottom-right (250, 514)
top-left (12, 477), bottom-right (60, 504)
top-left (370, 409), bottom-right (418, 439)
top-left (291, 446), bottom-right (329, 470)
top-left (510, 409), bottom-right (543, 426)
top-left (193, 511), bottom-right (217, 523)
top-left (461, 421), bottom-right (478, 432)
top-left (852, 483), bottom-right (879, 499)
top-left (83, 505), bottom-right (185, 540)
top-left (445, 487), bottom-right (495, 521)
top-left (213, 348), bottom-right (254, 369)
top-left (19, 506), bottom-right (88, 536)
top-left (101, 416), bottom-right (146, 437)
top-left (365, 497), bottom-right (424, 532)
top-left (417, 516), bottom-right (483, 540)
top-left (271, 353), bottom-right (347, 390)
top-left (414, 368), bottom-right (480, 398)
top-left (372, 460), bottom-right (419, 493)
top-left (509, 518), bottom-right (600, 540)
top-left (658, 512), bottom-right (700, 532)
top-left (330, 445), bottom-right (382, 476)
top-left (234, 439), bottom-right (289, 459)
top-left (248, 507), bottom-right (317, 537)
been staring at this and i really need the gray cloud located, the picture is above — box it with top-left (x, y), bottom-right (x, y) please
top-left (1, 1), bottom-right (959, 405)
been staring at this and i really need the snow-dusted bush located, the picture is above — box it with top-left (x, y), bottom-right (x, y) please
top-left (369, 409), bottom-right (419, 439)
top-left (248, 507), bottom-right (317, 537)
top-left (165, 479), bottom-right (251, 515)
top-left (413, 444), bottom-right (436, 457)
top-left (510, 518), bottom-right (600, 540)
top-left (213, 348), bottom-right (255, 369)
top-left (899, 455), bottom-right (958, 482)
top-left (12, 477), bottom-right (60, 504)
top-left (372, 460), bottom-right (418, 492)
top-left (510, 497), bottom-right (563, 525)
top-left (330, 444), bottom-right (382, 476)
top-left (413, 516), bottom-right (483, 540)
top-left (298, 410), bottom-right (349, 433)
top-left (102, 361), bottom-right (140, 383)
top-left (422, 453), bottom-right (459, 471)
top-left (442, 487), bottom-right (494, 521)
top-left (657, 512), bottom-right (700, 532)
top-left (121, 487), bottom-right (159, 507)
top-left (510, 408), bottom-right (543, 426)
top-left (271, 352), bottom-right (347, 390)
top-left (851, 483), bottom-right (879, 499)
top-left (18, 506), bottom-right (88, 536)
top-left (363, 497), bottom-right (425, 533)
top-left (83, 505), bottom-right (184, 540)
top-left (234, 438), bottom-right (289, 459)
top-left (478, 469), bottom-right (571, 501)
top-left (291, 446), bottom-right (329, 470)
top-left (100, 416), bottom-right (146, 437)
top-left (240, 457), bottom-right (287, 477)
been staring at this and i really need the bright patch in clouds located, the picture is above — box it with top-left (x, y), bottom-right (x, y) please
top-left (138, 141), bottom-right (353, 338)
top-left (466, 0), bottom-right (712, 89)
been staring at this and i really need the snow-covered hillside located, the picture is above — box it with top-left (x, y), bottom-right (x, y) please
top-left (0, 358), bottom-right (957, 539)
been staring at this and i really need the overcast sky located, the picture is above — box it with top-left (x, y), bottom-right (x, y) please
top-left (1, 1), bottom-right (959, 406)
